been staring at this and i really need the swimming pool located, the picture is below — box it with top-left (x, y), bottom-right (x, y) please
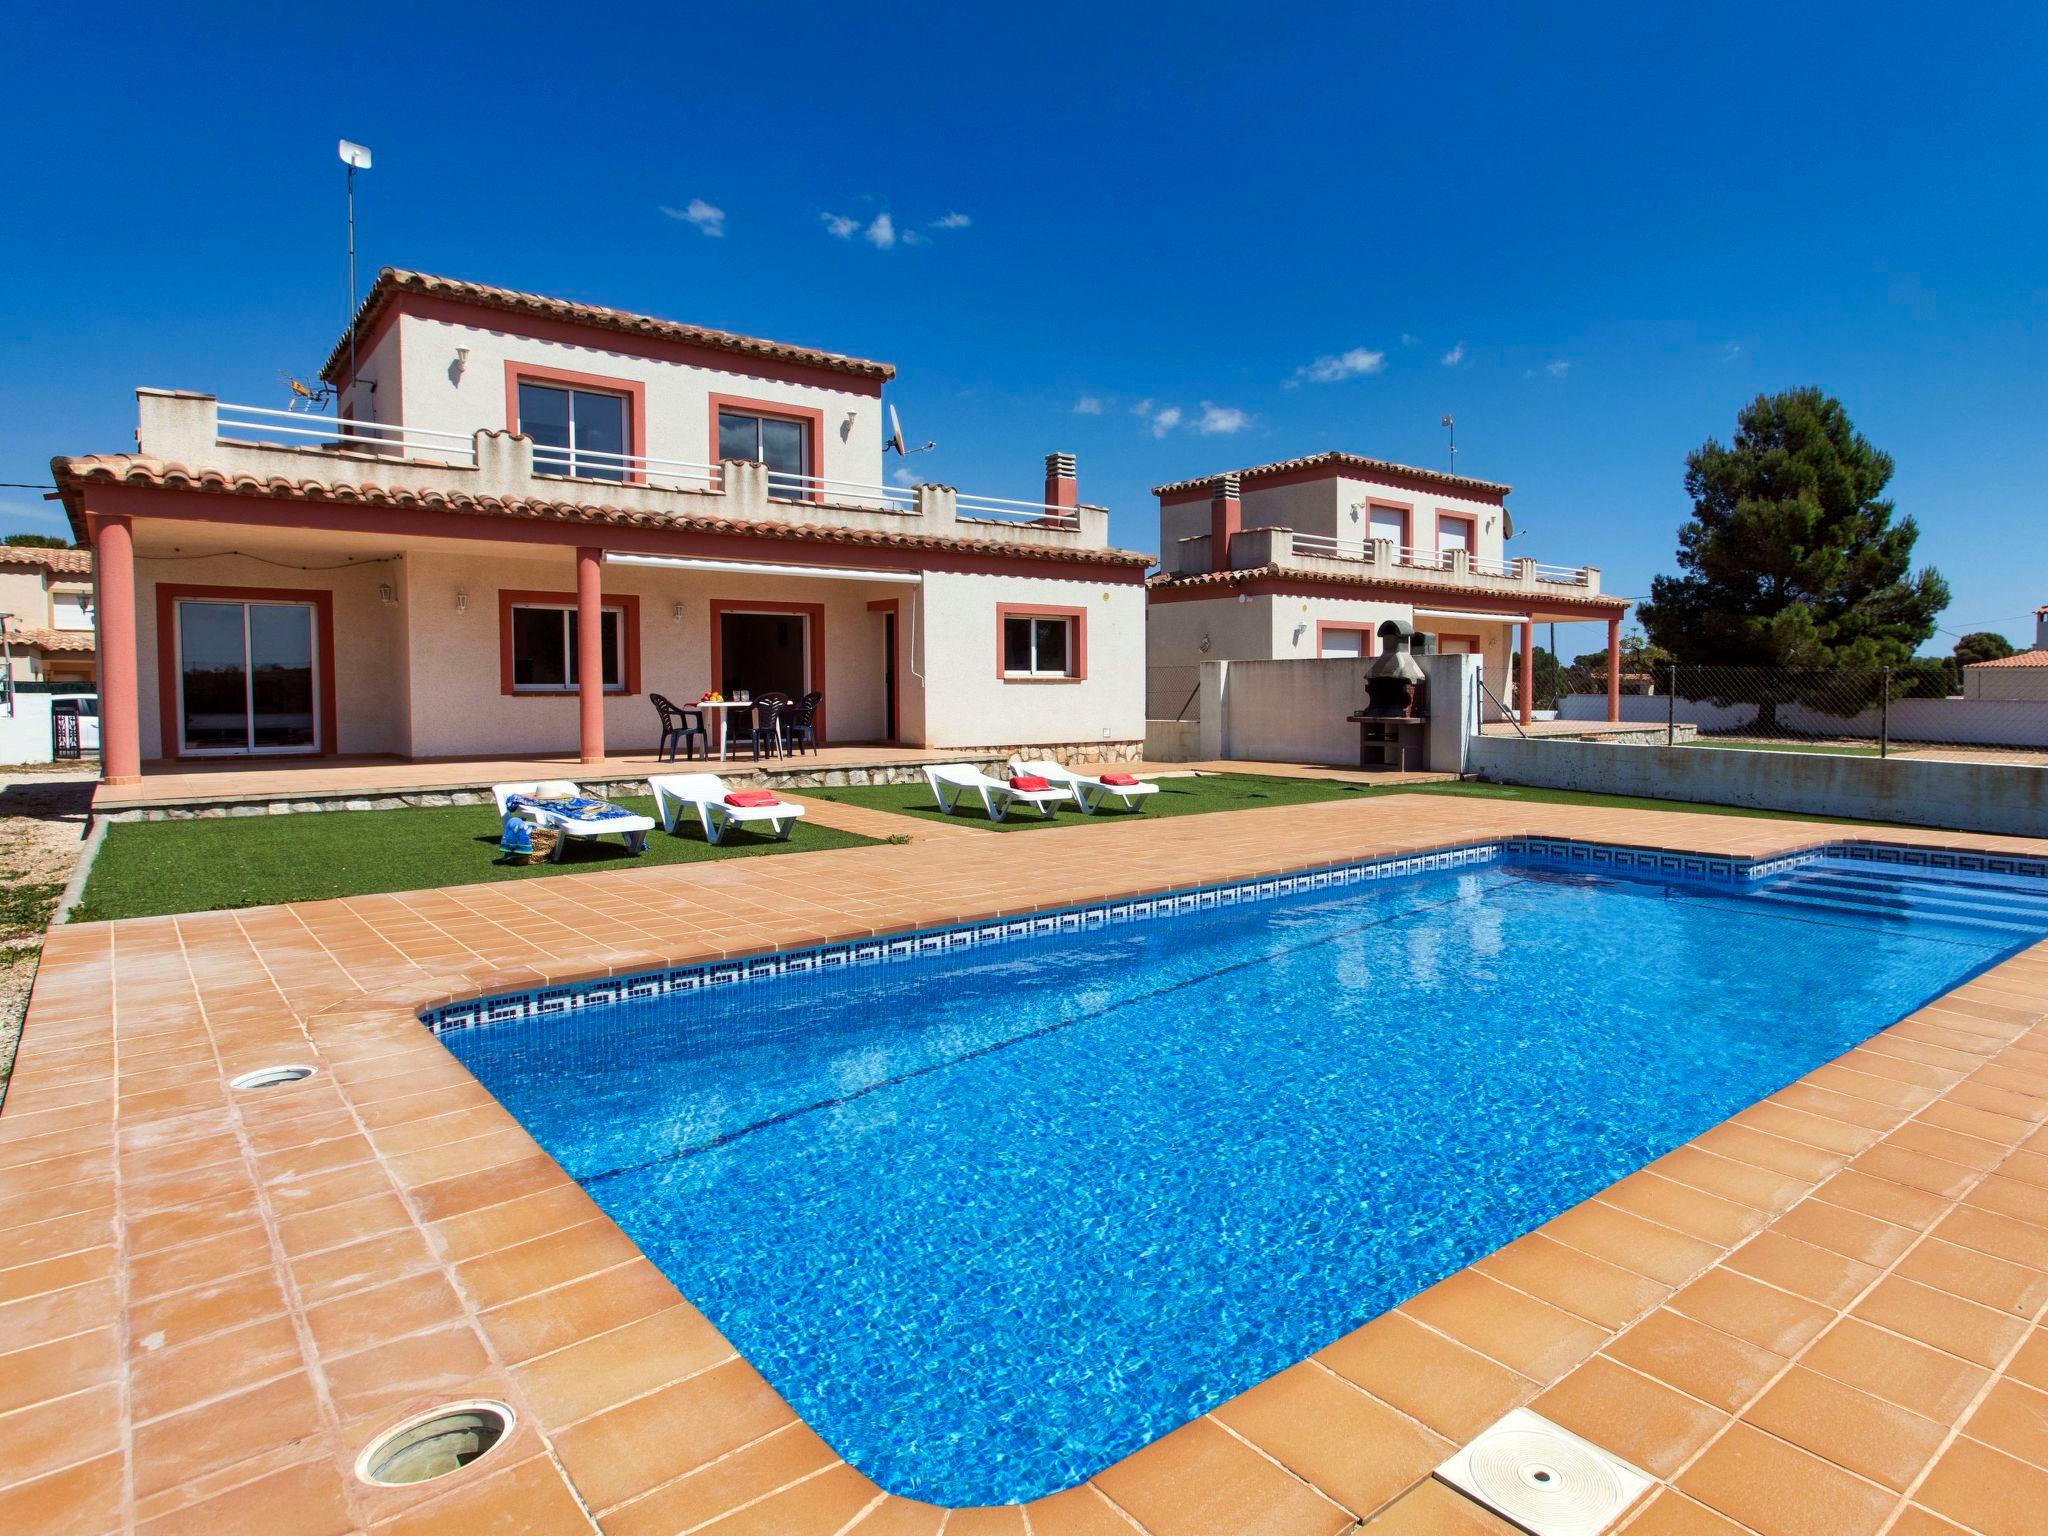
top-left (439, 842), bottom-right (2048, 1504)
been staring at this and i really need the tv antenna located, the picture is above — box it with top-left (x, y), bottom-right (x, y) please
top-left (279, 373), bottom-right (334, 412)
top-left (339, 139), bottom-right (373, 391)
top-left (887, 402), bottom-right (936, 456)
top-left (1441, 413), bottom-right (1457, 472)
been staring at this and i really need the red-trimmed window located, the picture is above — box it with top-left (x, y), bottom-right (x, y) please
top-left (499, 591), bottom-right (642, 696)
top-left (717, 406), bottom-right (814, 499)
top-left (518, 380), bottom-right (630, 481)
top-left (998, 604), bottom-right (1088, 680)
top-left (1435, 513), bottom-right (1476, 568)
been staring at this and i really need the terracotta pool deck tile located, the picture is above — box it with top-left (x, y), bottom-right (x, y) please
top-left (690, 1462), bottom-right (880, 1536)
top-left (1892, 1235), bottom-right (2048, 1315)
top-left (266, 1161), bottom-right (394, 1222)
top-left (1675, 1420), bottom-right (1896, 1536)
top-left (318, 1319), bottom-right (498, 1428)
top-left (0, 1243), bottom-right (115, 1306)
top-left (1667, 1268), bottom-right (1836, 1357)
top-left (426, 1180), bottom-right (607, 1264)
top-left (1721, 1230), bottom-right (1883, 1310)
top-left (1317, 1309), bottom-right (1535, 1443)
top-left (472, 1258), bottom-right (680, 1365)
top-left (936, 1505), bottom-right (1030, 1536)
top-left (1603, 1307), bottom-right (1786, 1414)
top-left (1536, 1199), bottom-right (1721, 1288)
top-left (451, 1215), bottom-right (645, 1311)
top-left (1743, 1365), bottom-right (1947, 1490)
top-left (1400, 1268), bottom-right (1609, 1382)
top-left (1913, 1435), bottom-right (2048, 1536)
top-left (1767, 1196), bottom-right (1917, 1269)
top-left (406, 1150), bottom-right (571, 1225)
top-left (1091, 1415), bottom-right (1353, 1536)
top-left (1021, 1486), bottom-right (1137, 1536)
top-left (1918, 1097), bottom-right (2040, 1147)
top-left (1210, 1359), bottom-right (1452, 1518)
top-left (1882, 1507), bottom-right (1975, 1536)
top-left (129, 1368), bottom-right (328, 1499)
top-left (1886, 1119), bottom-right (2015, 1173)
top-left (0, 1452), bottom-right (125, 1536)
top-left (1811, 1167), bottom-right (1952, 1230)
top-left (1648, 1146), bottom-right (1812, 1214)
top-left (1532, 1355), bottom-right (1728, 1480)
top-left (365, 1452), bottom-right (594, 1536)
top-left (511, 1300), bottom-right (735, 1427)
top-left (0, 1382), bottom-right (124, 1493)
top-left (133, 1451), bottom-right (357, 1536)
top-left (1471, 1231), bottom-right (1673, 1331)
top-left (129, 1266), bottom-right (288, 1355)
top-left (2004, 1329), bottom-right (2048, 1392)
top-left (1959, 1375), bottom-right (2048, 1468)
top-left (1843, 1143), bottom-right (1981, 1202)
top-left (1960, 1169), bottom-right (2048, 1227)
top-left (1691, 1122), bottom-right (1851, 1183)
top-left (1598, 1171), bottom-right (1769, 1249)
top-left (1770, 1082), bottom-right (1908, 1136)
top-left (597, 1422), bottom-right (839, 1536)
top-left (303, 1269), bottom-right (473, 1361)
top-left (552, 1355), bottom-right (798, 1513)
top-left (125, 1220), bottom-right (273, 1304)
top-left (1358, 1477), bottom-right (1523, 1533)
top-left (1853, 1274), bottom-right (2031, 1367)
top-left (0, 1325), bottom-right (120, 1419)
top-left (1799, 1317), bottom-right (1991, 1422)
top-left (273, 1190), bottom-right (416, 1260)
top-left (1727, 1101), bottom-right (1878, 1160)
top-left (130, 1310), bottom-right (306, 1424)
top-left (290, 1223), bottom-right (442, 1307)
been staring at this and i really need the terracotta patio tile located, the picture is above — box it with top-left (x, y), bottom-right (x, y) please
top-left (844, 1493), bottom-right (948, 1535)
top-left (0, 1382), bottom-right (123, 1488)
top-left (1722, 1230), bottom-right (1881, 1309)
top-left (1934, 1203), bottom-right (2048, 1271)
top-left (1615, 1489), bottom-right (1753, 1534)
top-left (126, 1221), bottom-right (274, 1302)
top-left (0, 1325), bottom-right (120, 1418)
top-left (553, 1355), bottom-right (797, 1511)
top-left (426, 1181), bottom-right (605, 1263)
top-left (291, 1223), bottom-right (442, 1306)
top-left (129, 1267), bottom-right (287, 1355)
top-left (1799, 1317), bottom-right (1989, 1422)
top-left (1915, 1435), bottom-right (2048, 1536)
top-left (1317, 1309), bottom-right (1534, 1443)
top-left (1472, 1231), bottom-right (1671, 1330)
top-left (598, 1422), bottom-right (840, 1536)
top-left (304, 1268), bottom-right (471, 1362)
top-left (366, 1451), bottom-right (595, 1535)
top-left (131, 1369), bottom-right (326, 1497)
top-left (1768, 1197), bottom-right (1917, 1268)
top-left (1649, 1145), bottom-right (1809, 1214)
top-left (1963, 1171), bottom-right (2048, 1228)
top-left (2006, 1328), bottom-right (2048, 1392)
top-left (0, 1451), bottom-right (124, 1536)
top-left (1092, 1416), bottom-right (1352, 1536)
top-left (1692, 1122), bottom-right (1847, 1182)
top-left (513, 1301), bottom-right (734, 1427)
top-left (274, 1189), bottom-right (416, 1259)
top-left (1212, 1360), bottom-right (1450, 1517)
top-left (1882, 1508), bottom-right (1973, 1536)
top-left (1530, 1355), bottom-right (1726, 1479)
top-left (452, 1217), bottom-right (644, 1310)
top-left (938, 1506), bottom-right (1029, 1536)
top-left (1400, 1269), bottom-right (1608, 1382)
top-left (1744, 1365), bottom-right (1946, 1490)
top-left (131, 1311), bottom-right (306, 1423)
top-left (1350, 1477), bottom-right (1521, 1533)
top-left (320, 1320), bottom-right (496, 1427)
top-left (1853, 1274), bottom-right (2031, 1367)
top-left (1024, 1484), bottom-right (1138, 1536)
top-left (1598, 1172), bottom-right (1768, 1248)
top-left (690, 1462), bottom-right (878, 1535)
top-left (1537, 1198), bottom-right (1720, 1286)
top-left (1676, 1420), bottom-right (1894, 1536)
top-left (135, 1452), bottom-right (356, 1536)
top-left (1893, 1236), bottom-right (2048, 1315)
top-left (1603, 1307), bottom-right (1784, 1414)
top-left (1667, 1268), bottom-right (1834, 1356)
top-left (1961, 1376), bottom-right (2048, 1470)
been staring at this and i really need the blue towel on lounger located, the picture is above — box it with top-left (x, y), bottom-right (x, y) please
top-left (507, 794), bottom-right (628, 823)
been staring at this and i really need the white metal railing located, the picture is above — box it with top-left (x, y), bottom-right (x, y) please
top-left (760, 467), bottom-right (918, 511)
top-left (216, 403), bottom-right (477, 465)
top-left (532, 444), bottom-right (719, 492)
top-left (1533, 562), bottom-right (1590, 585)
top-left (952, 491), bottom-right (1081, 526)
top-left (1467, 552), bottom-right (1516, 578)
top-left (1288, 531), bottom-right (1590, 586)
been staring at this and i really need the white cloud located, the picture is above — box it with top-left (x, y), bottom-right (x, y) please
top-left (1441, 342), bottom-right (1466, 366)
top-left (901, 228), bottom-right (929, 246)
top-left (1400, 333), bottom-right (1421, 347)
top-left (1546, 359), bottom-right (1571, 377)
top-left (889, 466), bottom-right (926, 488)
top-left (821, 212), bottom-right (860, 239)
top-left (1721, 341), bottom-right (1742, 361)
top-left (1295, 347), bottom-right (1386, 384)
top-left (1196, 402), bottom-right (1251, 436)
top-left (865, 213), bottom-right (897, 249)
top-left (1073, 395), bottom-right (1104, 415)
top-left (1147, 405), bottom-right (1184, 438)
top-left (932, 212), bottom-right (972, 229)
top-left (660, 199), bottom-right (726, 237)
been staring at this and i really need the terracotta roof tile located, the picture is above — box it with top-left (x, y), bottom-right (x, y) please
top-left (1152, 450), bottom-right (1512, 499)
top-left (6, 627), bottom-right (95, 653)
top-left (1147, 561), bottom-right (1630, 613)
top-left (322, 269), bottom-right (895, 384)
top-left (0, 544), bottom-right (92, 575)
top-left (1964, 649), bottom-right (2048, 669)
top-left (50, 455), bottom-right (1152, 571)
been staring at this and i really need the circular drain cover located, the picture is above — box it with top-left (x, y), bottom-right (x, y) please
top-left (1468, 1427), bottom-right (1622, 1534)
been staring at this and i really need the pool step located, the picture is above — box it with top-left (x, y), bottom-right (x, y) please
top-left (1745, 860), bottom-right (2048, 939)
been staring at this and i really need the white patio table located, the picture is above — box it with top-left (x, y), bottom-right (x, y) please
top-left (694, 700), bottom-right (785, 761)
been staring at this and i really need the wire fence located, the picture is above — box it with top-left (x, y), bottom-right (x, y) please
top-left (1545, 662), bottom-right (2048, 761)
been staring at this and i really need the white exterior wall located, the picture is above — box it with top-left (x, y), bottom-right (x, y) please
top-left (1330, 475), bottom-right (1506, 564)
top-left (1963, 665), bottom-right (2048, 702)
top-left (381, 314), bottom-right (885, 487)
top-left (917, 571), bottom-right (1144, 748)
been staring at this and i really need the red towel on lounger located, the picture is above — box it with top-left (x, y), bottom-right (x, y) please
top-left (1100, 772), bottom-right (1139, 786)
top-left (725, 791), bottom-right (780, 808)
top-left (1009, 775), bottom-right (1051, 791)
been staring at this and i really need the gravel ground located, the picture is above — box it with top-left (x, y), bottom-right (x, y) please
top-left (0, 764), bottom-right (96, 1100)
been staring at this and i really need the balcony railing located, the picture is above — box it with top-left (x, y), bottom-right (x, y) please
top-left (215, 402), bottom-right (478, 465)
top-left (531, 444), bottom-right (719, 492)
top-left (761, 469), bottom-right (918, 511)
top-left (952, 491), bottom-right (1080, 527)
top-left (1288, 531), bottom-right (1593, 588)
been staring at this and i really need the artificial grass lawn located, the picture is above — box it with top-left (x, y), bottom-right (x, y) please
top-left (804, 772), bottom-right (1916, 831)
top-left (72, 796), bottom-right (877, 923)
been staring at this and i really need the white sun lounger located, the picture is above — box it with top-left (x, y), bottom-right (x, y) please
top-left (923, 763), bottom-right (1073, 822)
top-left (650, 772), bottom-right (807, 845)
top-left (491, 780), bottom-right (654, 861)
top-left (1010, 758), bottom-right (1160, 815)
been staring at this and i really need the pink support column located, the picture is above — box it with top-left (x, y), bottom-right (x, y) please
top-left (1519, 618), bottom-right (1535, 728)
top-left (95, 512), bottom-right (142, 784)
top-left (576, 546), bottom-right (605, 764)
top-left (1606, 616), bottom-right (1622, 723)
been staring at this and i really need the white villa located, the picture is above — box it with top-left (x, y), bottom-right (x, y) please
top-left (53, 270), bottom-right (1150, 784)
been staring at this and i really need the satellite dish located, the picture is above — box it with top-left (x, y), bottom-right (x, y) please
top-left (1503, 508), bottom-right (1516, 540)
top-left (338, 139), bottom-right (373, 170)
top-left (886, 402), bottom-right (935, 456)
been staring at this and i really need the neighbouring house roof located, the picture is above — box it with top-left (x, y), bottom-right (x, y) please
top-left (1151, 450), bottom-right (1512, 500)
top-left (1146, 563), bottom-right (1631, 614)
top-left (321, 269), bottom-right (897, 385)
top-left (5, 627), bottom-right (95, 653)
top-left (50, 455), bottom-right (1154, 571)
top-left (1963, 649), bottom-right (2048, 669)
top-left (0, 544), bottom-right (92, 575)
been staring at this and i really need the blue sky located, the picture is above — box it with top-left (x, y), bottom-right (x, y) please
top-left (4, 2), bottom-right (2044, 655)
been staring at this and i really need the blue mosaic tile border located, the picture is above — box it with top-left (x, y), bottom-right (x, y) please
top-left (417, 837), bottom-right (2028, 1036)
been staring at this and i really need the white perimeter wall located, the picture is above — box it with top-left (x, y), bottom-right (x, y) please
top-left (1472, 736), bottom-right (2048, 838)
top-left (1193, 654), bottom-right (1474, 771)
top-left (1558, 693), bottom-right (2048, 750)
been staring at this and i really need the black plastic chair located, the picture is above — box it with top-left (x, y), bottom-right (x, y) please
top-left (651, 693), bottom-right (706, 763)
top-left (784, 692), bottom-right (822, 756)
top-left (744, 693), bottom-right (789, 761)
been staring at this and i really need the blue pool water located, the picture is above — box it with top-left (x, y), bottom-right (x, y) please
top-left (442, 850), bottom-right (2047, 1504)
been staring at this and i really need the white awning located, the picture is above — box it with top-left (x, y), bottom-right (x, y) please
top-left (1413, 608), bottom-right (1522, 624)
top-left (604, 553), bottom-right (922, 584)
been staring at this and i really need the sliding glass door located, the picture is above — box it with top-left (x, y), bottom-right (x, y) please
top-left (177, 600), bottom-right (319, 754)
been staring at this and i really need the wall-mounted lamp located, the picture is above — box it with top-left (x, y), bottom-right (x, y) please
top-left (377, 582), bottom-right (395, 606)
top-left (1236, 592), bottom-right (1252, 605)
top-left (671, 601), bottom-right (685, 623)
top-left (1347, 501), bottom-right (1364, 523)
top-left (1292, 623), bottom-right (1308, 646)
top-left (1198, 634), bottom-right (1212, 653)
top-left (454, 590), bottom-right (469, 614)
top-left (453, 345), bottom-right (471, 379)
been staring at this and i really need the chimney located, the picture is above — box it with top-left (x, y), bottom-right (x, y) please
top-left (1209, 473), bottom-right (1242, 572)
top-left (2037, 605), bottom-right (2048, 650)
top-left (1043, 452), bottom-right (1078, 513)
